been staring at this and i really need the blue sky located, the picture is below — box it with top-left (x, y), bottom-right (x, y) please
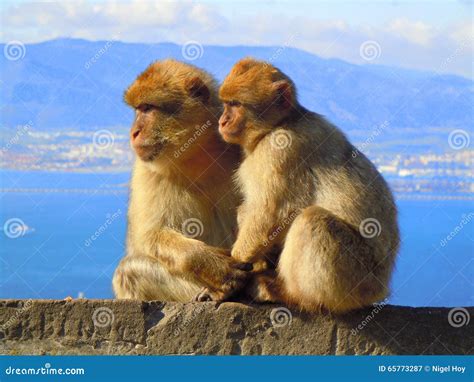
top-left (1, 0), bottom-right (472, 77)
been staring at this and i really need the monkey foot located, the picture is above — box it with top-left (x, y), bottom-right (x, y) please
top-left (193, 288), bottom-right (214, 302)
top-left (193, 287), bottom-right (232, 302)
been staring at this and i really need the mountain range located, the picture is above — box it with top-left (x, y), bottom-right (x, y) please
top-left (1, 38), bottom-right (472, 143)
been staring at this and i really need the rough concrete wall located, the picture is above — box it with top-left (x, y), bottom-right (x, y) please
top-left (0, 300), bottom-right (472, 355)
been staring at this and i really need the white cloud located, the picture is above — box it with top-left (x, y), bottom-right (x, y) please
top-left (449, 20), bottom-right (473, 46)
top-left (387, 18), bottom-right (435, 46)
top-left (0, 1), bottom-right (472, 78)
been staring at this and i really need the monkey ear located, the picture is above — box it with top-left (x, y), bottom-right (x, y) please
top-left (272, 80), bottom-right (293, 109)
top-left (185, 76), bottom-right (210, 103)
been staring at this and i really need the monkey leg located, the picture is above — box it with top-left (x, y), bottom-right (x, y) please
top-left (113, 255), bottom-right (202, 301)
top-left (277, 206), bottom-right (390, 313)
top-left (243, 271), bottom-right (281, 303)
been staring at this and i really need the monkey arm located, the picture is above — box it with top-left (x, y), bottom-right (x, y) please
top-left (140, 228), bottom-right (249, 292)
top-left (141, 227), bottom-right (224, 272)
top-left (233, 155), bottom-right (300, 264)
top-left (232, 200), bottom-right (293, 264)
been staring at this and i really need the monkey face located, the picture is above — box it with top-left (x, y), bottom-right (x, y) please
top-left (219, 58), bottom-right (297, 148)
top-left (218, 101), bottom-right (247, 144)
top-left (129, 103), bottom-right (177, 161)
top-left (125, 60), bottom-right (218, 163)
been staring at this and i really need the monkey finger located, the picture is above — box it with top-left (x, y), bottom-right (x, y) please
top-left (219, 249), bottom-right (232, 257)
top-left (193, 287), bottom-right (213, 302)
top-left (233, 262), bottom-right (253, 271)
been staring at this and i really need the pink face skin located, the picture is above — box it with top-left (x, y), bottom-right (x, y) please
top-left (218, 101), bottom-right (246, 144)
top-left (130, 104), bottom-right (163, 161)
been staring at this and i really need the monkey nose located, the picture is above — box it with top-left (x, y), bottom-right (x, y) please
top-left (219, 116), bottom-right (228, 127)
top-left (131, 128), bottom-right (141, 142)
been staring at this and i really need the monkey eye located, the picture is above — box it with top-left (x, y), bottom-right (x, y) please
top-left (158, 102), bottom-right (182, 115)
top-left (137, 103), bottom-right (156, 113)
top-left (228, 100), bottom-right (241, 107)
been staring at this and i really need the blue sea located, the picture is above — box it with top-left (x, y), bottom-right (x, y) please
top-left (0, 170), bottom-right (472, 307)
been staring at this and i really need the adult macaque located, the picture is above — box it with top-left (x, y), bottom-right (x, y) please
top-left (216, 58), bottom-right (400, 313)
top-left (113, 60), bottom-right (250, 302)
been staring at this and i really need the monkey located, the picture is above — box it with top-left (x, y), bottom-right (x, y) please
top-left (112, 59), bottom-right (251, 302)
top-left (215, 57), bottom-right (400, 313)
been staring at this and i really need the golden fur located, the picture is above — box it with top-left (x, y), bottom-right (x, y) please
top-left (219, 58), bottom-right (400, 313)
top-left (113, 60), bottom-right (246, 302)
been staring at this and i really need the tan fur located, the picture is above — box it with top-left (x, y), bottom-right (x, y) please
top-left (113, 60), bottom-right (247, 302)
top-left (219, 58), bottom-right (400, 313)
top-left (125, 59), bottom-right (220, 111)
top-left (219, 57), bottom-right (297, 108)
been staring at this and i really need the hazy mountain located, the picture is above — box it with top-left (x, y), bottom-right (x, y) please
top-left (1, 38), bottom-right (472, 136)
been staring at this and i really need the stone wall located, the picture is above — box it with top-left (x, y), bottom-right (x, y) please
top-left (0, 300), bottom-right (472, 355)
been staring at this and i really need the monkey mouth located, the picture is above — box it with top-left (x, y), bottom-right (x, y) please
top-left (133, 142), bottom-right (165, 162)
top-left (218, 123), bottom-right (242, 142)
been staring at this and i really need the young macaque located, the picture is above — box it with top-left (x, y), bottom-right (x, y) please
top-left (217, 58), bottom-right (400, 313)
top-left (113, 60), bottom-right (250, 302)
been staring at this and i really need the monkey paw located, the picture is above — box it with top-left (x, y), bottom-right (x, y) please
top-left (193, 287), bottom-right (225, 302)
top-left (193, 288), bottom-right (213, 302)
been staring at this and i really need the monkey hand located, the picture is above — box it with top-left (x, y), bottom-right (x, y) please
top-left (251, 259), bottom-right (269, 273)
top-left (231, 245), bottom-right (261, 264)
top-left (193, 250), bottom-right (252, 302)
